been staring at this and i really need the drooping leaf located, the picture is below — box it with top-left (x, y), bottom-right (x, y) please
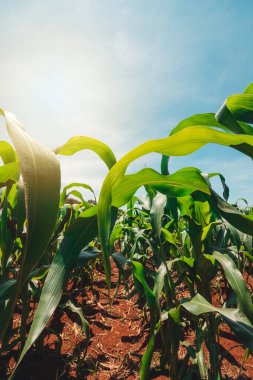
top-left (98, 126), bottom-right (253, 288)
top-left (224, 94), bottom-right (253, 124)
top-left (54, 136), bottom-right (116, 170)
top-left (0, 110), bottom-right (61, 280)
top-left (77, 247), bottom-right (101, 265)
top-left (183, 293), bottom-right (253, 351)
top-left (112, 252), bottom-right (130, 276)
top-left (211, 251), bottom-right (253, 323)
top-left (171, 113), bottom-right (231, 135)
top-left (0, 109), bottom-right (61, 340)
top-left (210, 189), bottom-right (253, 236)
top-left (111, 167), bottom-right (211, 208)
top-left (0, 266), bottom-right (49, 303)
top-left (208, 172), bottom-right (229, 200)
top-left (216, 104), bottom-right (246, 134)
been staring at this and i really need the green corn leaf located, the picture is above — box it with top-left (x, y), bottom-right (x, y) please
top-left (161, 85), bottom-right (253, 183)
top-left (0, 280), bottom-right (16, 302)
top-left (131, 260), bottom-right (157, 380)
top-left (98, 126), bottom-right (253, 289)
top-left (77, 247), bottom-right (101, 265)
top-left (224, 94), bottom-right (253, 124)
top-left (54, 136), bottom-right (116, 170)
top-left (140, 334), bottom-right (155, 380)
top-left (131, 261), bottom-right (156, 329)
top-left (60, 182), bottom-right (95, 207)
top-left (177, 195), bottom-right (195, 220)
top-left (111, 167), bottom-right (211, 208)
top-left (171, 111), bottom-right (253, 138)
top-left (211, 251), bottom-right (253, 323)
top-left (11, 206), bottom-right (98, 376)
top-left (0, 266), bottom-right (50, 303)
top-left (216, 104), bottom-right (246, 134)
top-left (210, 189), bottom-right (253, 235)
top-left (61, 300), bottom-right (90, 339)
top-left (6, 183), bottom-right (17, 209)
top-left (171, 113), bottom-right (231, 135)
top-left (182, 293), bottom-right (253, 351)
top-left (243, 82), bottom-right (253, 94)
top-left (224, 220), bottom-right (241, 251)
top-left (0, 109), bottom-right (61, 340)
top-left (112, 252), bottom-right (130, 277)
top-left (150, 193), bottom-right (167, 240)
top-left (0, 162), bottom-right (19, 187)
top-left (112, 252), bottom-right (130, 268)
top-left (161, 228), bottom-right (177, 246)
top-left (0, 141), bottom-right (16, 164)
top-left (153, 259), bottom-right (180, 304)
top-left (192, 192), bottom-right (212, 227)
top-left (207, 172), bottom-right (229, 200)
top-left (215, 92), bottom-right (253, 141)
top-left (109, 224), bottom-right (123, 251)
top-left (66, 189), bottom-right (86, 204)
top-left (201, 221), bottom-right (221, 242)
top-left (0, 110), bottom-right (61, 280)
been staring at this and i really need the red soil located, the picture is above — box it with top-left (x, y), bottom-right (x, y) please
top-left (1, 261), bottom-right (253, 379)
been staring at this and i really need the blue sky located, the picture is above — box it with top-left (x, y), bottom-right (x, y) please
top-left (0, 1), bottom-right (253, 203)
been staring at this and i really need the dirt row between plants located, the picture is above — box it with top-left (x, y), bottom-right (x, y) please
top-left (3, 260), bottom-right (253, 379)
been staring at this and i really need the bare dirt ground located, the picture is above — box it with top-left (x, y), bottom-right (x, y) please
top-left (1, 260), bottom-right (253, 379)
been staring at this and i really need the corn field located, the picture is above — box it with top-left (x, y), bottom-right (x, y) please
top-left (1, 83), bottom-right (253, 379)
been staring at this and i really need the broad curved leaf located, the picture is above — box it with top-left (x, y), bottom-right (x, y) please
top-left (54, 136), bottom-right (116, 170)
top-left (98, 126), bottom-right (253, 288)
top-left (111, 167), bottom-right (210, 208)
top-left (0, 109), bottom-right (61, 340)
top-left (183, 293), bottom-right (253, 351)
top-left (225, 94), bottom-right (253, 124)
top-left (171, 113), bottom-right (231, 135)
top-left (210, 189), bottom-right (253, 236)
top-left (211, 251), bottom-right (253, 323)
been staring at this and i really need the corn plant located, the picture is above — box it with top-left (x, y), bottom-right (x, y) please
top-left (0, 83), bottom-right (253, 379)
